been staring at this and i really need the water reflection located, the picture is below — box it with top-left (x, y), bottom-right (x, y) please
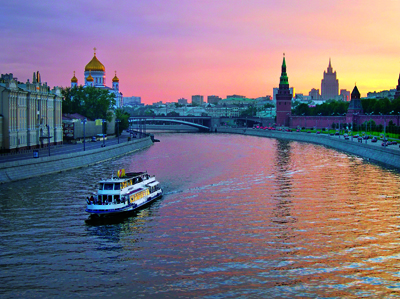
top-left (1, 133), bottom-right (400, 298)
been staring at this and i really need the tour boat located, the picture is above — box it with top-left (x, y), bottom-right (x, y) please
top-left (85, 170), bottom-right (162, 217)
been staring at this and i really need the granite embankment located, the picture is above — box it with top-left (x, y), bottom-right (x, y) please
top-left (0, 137), bottom-right (153, 183)
top-left (218, 127), bottom-right (400, 170)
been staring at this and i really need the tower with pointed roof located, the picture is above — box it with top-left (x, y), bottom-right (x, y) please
top-left (321, 58), bottom-right (339, 100)
top-left (276, 54), bottom-right (292, 127)
top-left (71, 71), bottom-right (78, 88)
top-left (112, 71), bottom-right (119, 91)
top-left (347, 85), bottom-right (363, 115)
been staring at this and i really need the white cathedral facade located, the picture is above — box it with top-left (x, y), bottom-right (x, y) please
top-left (71, 49), bottom-right (123, 107)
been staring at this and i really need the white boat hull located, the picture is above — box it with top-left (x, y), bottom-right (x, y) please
top-left (86, 190), bottom-right (163, 216)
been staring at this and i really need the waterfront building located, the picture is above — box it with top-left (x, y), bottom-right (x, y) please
top-left (123, 96), bottom-right (142, 106)
top-left (0, 72), bottom-right (63, 152)
top-left (309, 88), bottom-right (320, 100)
top-left (276, 54), bottom-right (292, 127)
top-left (178, 98), bottom-right (188, 105)
top-left (207, 95), bottom-right (222, 105)
top-left (340, 89), bottom-right (350, 101)
top-left (192, 95), bottom-right (204, 106)
top-left (205, 104), bottom-right (243, 117)
top-left (71, 48), bottom-right (123, 107)
top-left (321, 58), bottom-right (339, 100)
top-left (218, 97), bottom-right (256, 106)
top-left (367, 89), bottom-right (396, 100)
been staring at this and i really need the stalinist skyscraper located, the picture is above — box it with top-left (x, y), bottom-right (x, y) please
top-left (321, 58), bottom-right (339, 100)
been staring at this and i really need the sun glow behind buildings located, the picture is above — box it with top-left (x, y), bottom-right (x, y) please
top-left (1, 0), bottom-right (400, 103)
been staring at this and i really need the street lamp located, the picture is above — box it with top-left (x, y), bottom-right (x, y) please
top-left (128, 118), bottom-right (133, 140)
top-left (82, 118), bottom-right (87, 151)
top-left (379, 112), bottom-right (386, 145)
top-left (116, 119), bottom-right (121, 144)
top-left (302, 113), bottom-right (305, 131)
top-left (316, 113), bottom-right (321, 133)
top-left (46, 124), bottom-right (51, 156)
top-left (101, 119), bottom-right (106, 147)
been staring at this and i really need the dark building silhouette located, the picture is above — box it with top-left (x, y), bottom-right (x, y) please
top-left (347, 85), bottom-right (363, 115)
top-left (321, 58), bottom-right (339, 100)
top-left (276, 54), bottom-right (292, 127)
top-left (395, 73), bottom-right (400, 99)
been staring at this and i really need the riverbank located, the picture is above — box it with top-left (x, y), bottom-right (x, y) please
top-left (218, 127), bottom-right (400, 170)
top-left (0, 136), bottom-right (153, 183)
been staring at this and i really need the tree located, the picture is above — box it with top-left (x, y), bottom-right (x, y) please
top-left (61, 86), bottom-right (116, 121)
top-left (167, 111), bottom-right (179, 117)
top-left (115, 108), bottom-right (130, 134)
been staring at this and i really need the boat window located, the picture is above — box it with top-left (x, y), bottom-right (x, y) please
top-left (99, 183), bottom-right (104, 190)
top-left (108, 195), bottom-right (112, 203)
top-left (114, 183), bottom-right (120, 190)
top-left (114, 195), bottom-right (120, 203)
top-left (104, 183), bottom-right (114, 190)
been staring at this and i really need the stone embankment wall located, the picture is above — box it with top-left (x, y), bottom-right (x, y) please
top-left (218, 128), bottom-right (400, 170)
top-left (0, 137), bottom-right (153, 183)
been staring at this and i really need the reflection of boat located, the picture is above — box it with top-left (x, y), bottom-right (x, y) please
top-left (85, 170), bottom-right (162, 217)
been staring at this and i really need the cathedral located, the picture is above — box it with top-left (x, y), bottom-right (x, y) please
top-left (71, 48), bottom-right (123, 107)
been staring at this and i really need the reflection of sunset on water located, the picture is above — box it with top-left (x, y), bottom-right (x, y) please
top-left (1, 133), bottom-right (400, 297)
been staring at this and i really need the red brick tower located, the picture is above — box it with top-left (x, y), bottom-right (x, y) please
top-left (276, 54), bottom-right (292, 127)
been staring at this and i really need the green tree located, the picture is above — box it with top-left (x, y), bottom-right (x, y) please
top-left (115, 108), bottom-right (130, 134)
top-left (62, 86), bottom-right (116, 121)
top-left (167, 111), bottom-right (180, 117)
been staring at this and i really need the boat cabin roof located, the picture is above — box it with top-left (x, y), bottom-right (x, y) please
top-left (98, 171), bottom-right (148, 183)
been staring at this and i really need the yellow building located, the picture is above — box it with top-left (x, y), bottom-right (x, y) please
top-left (0, 72), bottom-right (63, 152)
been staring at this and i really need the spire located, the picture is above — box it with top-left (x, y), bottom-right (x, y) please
top-left (279, 53), bottom-right (289, 86)
top-left (327, 58), bottom-right (333, 73)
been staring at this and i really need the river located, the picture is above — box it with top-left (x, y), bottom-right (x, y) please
top-left (1, 133), bottom-right (400, 298)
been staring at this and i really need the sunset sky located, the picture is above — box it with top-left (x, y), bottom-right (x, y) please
top-left (2, 0), bottom-right (400, 104)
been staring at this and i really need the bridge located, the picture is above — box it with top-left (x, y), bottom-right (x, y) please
top-left (128, 116), bottom-right (275, 135)
top-left (129, 116), bottom-right (212, 134)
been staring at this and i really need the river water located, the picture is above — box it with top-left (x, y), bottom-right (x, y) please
top-left (1, 133), bottom-right (400, 298)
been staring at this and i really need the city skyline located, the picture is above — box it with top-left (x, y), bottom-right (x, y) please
top-left (2, 0), bottom-right (400, 104)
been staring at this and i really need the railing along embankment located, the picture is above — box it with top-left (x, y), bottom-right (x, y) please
top-left (0, 137), bottom-right (153, 183)
top-left (218, 128), bottom-right (400, 170)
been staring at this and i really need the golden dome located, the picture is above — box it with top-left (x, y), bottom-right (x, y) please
top-left (86, 71), bottom-right (94, 82)
top-left (71, 71), bottom-right (78, 83)
top-left (112, 71), bottom-right (119, 82)
top-left (85, 48), bottom-right (105, 72)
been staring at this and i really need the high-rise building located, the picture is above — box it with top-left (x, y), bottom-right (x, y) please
top-left (309, 88), bottom-right (320, 100)
top-left (123, 96), bottom-right (142, 106)
top-left (340, 89), bottom-right (350, 101)
top-left (321, 58), bottom-right (339, 100)
top-left (178, 98), bottom-right (188, 105)
top-left (207, 95), bottom-right (221, 105)
top-left (192, 95), bottom-right (204, 106)
top-left (276, 54), bottom-right (292, 127)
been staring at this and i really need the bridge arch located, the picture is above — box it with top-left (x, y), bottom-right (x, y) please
top-left (129, 117), bottom-right (210, 131)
